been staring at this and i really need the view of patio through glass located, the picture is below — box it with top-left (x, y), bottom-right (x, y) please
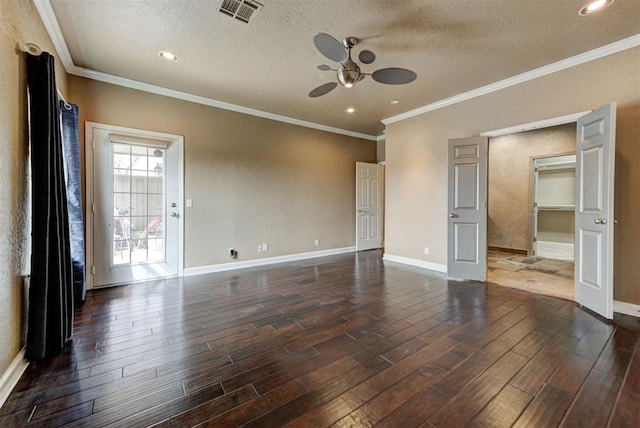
top-left (112, 143), bottom-right (165, 266)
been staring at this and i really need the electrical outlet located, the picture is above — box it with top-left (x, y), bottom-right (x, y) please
top-left (257, 244), bottom-right (263, 253)
top-left (186, 199), bottom-right (193, 208)
top-left (262, 243), bottom-right (268, 252)
top-left (424, 247), bottom-right (429, 255)
top-left (315, 239), bottom-right (319, 246)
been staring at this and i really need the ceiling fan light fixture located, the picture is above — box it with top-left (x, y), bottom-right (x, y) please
top-left (337, 60), bottom-right (362, 88)
top-left (578, 0), bottom-right (614, 15)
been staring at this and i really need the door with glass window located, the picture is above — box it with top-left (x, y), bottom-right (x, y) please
top-left (88, 123), bottom-right (182, 287)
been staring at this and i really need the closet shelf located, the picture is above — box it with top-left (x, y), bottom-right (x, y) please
top-left (537, 205), bottom-right (575, 211)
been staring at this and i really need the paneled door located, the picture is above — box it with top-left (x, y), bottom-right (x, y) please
top-left (447, 137), bottom-right (488, 281)
top-left (575, 103), bottom-right (616, 319)
top-left (86, 122), bottom-right (183, 287)
top-left (356, 162), bottom-right (383, 251)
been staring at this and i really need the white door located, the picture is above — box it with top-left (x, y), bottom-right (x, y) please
top-left (575, 103), bottom-right (616, 319)
top-left (447, 137), bottom-right (488, 280)
top-left (356, 162), bottom-right (383, 251)
top-left (87, 123), bottom-right (183, 287)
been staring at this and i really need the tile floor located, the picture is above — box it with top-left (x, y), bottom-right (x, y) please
top-left (487, 249), bottom-right (574, 301)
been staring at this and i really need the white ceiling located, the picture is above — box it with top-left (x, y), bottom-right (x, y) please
top-left (40, 0), bottom-right (640, 138)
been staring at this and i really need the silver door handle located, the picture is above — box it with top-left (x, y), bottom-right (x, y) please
top-left (594, 218), bottom-right (606, 224)
top-left (171, 212), bottom-right (179, 218)
top-left (449, 213), bottom-right (458, 218)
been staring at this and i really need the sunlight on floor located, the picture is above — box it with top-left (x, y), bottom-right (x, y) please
top-left (487, 249), bottom-right (574, 301)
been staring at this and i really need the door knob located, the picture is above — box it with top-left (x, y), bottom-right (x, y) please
top-left (170, 202), bottom-right (177, 208)
top-left (171, 212), bottom-right (179, 218)
top-left (449, 213), bottom-right (459, 218)
top-left (594, 218), bottom-right (606, 224)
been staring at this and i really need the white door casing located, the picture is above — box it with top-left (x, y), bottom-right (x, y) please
top-left (447, 137), bottom-right (488, 281)
top-left (86, 122), bottom-right (184, 288)
top-left (575, 103), bottom-right (616, 319)
top-left (356, 162), bottom-right (383, 251)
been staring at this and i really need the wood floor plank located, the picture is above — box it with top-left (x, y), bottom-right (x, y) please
top-left (0, 250), bottom-right (636, 427)
top-left (467, 384), bottom-right (533, 428)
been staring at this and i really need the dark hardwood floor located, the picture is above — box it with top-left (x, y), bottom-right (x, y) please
top-left (1, 250), bottom-right (638, 427)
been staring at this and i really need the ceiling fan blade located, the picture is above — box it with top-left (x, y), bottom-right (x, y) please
top-left (372, 67), bottom-right (417, 85)
top-left (317, 64), bottom-right (334, 71)
top-left (309, 82), bottom-right (338, 98)
top-left (358, 50), bottom-right (376, 64)
top-left (313, 33), bottom-right (347, 62)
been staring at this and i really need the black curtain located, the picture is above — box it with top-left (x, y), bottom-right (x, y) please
top-left (25, 52), bottom-right (74, 361)
top-left (61, 101), bottom-right (85, 304)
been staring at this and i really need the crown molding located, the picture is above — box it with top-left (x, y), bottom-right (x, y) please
top-left (33, 1), bottom-right (377, 142)
top-left (382, 33), bottom-right (640, 125)
top-left (71, 66), bottom-right (376, 141)
top-left (34, 0), bottom-right (638, 139)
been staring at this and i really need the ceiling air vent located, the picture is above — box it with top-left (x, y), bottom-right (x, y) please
top-left (219, 0), bottom-right (264, 24)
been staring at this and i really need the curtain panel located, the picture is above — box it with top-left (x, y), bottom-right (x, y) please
top-left (61, 102), bottom-right (85, 304)
top-left (25, 52), bottom-right (74, 361)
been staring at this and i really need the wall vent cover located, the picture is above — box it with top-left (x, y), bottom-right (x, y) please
top-left (219, 0), bottom-right (264, 24)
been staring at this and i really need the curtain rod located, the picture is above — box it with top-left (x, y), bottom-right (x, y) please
top-left (22, 42), bottom-right (72, 110)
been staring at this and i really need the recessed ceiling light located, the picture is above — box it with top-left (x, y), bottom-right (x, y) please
top-left (158, 51), bottom-right (179, 62)
top-left (578, 0), bottom-right (614, 16)
top-left (390, 99), bottom-right (400, 105)
top-left (345, 107), bottom-right (356, 114)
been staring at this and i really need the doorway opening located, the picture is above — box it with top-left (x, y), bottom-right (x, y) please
top-left (486, 123), bottom-right (576, 300)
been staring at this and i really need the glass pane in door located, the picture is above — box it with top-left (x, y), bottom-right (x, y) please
top-left (112, 143), bottom-right (165, 266)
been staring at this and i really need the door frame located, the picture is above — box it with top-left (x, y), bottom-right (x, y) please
top-left (85, 121), bottom-right (185, 290)
top-left (528, 152), bottom-right (576, 256)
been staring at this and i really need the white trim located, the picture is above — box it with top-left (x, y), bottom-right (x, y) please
top-left (376, 135), bottom-right (386, 142)
top-left (32, 0), bottom-right (75, 71)
top-left (0, 348), bottom-right (28, 409)
top-left (383, 34), bottom-right (640, 125)
top-left (382, 253), bottom-right (447, 273)
top-left (183, 247), bottom-right (356, 276)
top-left (71, 67), bottom-right (377, 141)
top-left (85, 122), bottom-right (185, 289)
top-left (33, 1), bottom-right (376, 142)
top-left (614, 300), bottom-right (640, 317)
top-left (480, 111), bottom-right (591, 137)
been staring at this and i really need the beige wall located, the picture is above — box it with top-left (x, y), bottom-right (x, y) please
top-left (70, 77), bottom-right (376, 269)
top-left (385, 47), bottom-right (640, 305)
top-left (488, 124), bottom-right (575, 252)
top-left (0, 0), bottom-right (69, 381)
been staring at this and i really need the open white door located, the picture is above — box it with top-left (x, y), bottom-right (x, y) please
top-left (447, 137), bottom-right (488, 280)
top-left (356, 162), bottom-right (383, 251)
top-left (575, 103), bottom-right (616, 319)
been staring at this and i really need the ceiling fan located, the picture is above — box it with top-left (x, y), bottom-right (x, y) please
top-left (309, 32), bottom-right (417, 98)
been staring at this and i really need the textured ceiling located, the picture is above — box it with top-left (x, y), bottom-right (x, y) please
top-left (47, 0), bottom-right (640, 137)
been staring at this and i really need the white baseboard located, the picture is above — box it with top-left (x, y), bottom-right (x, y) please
top-left (183, 246), bottom-right (357, 276)
top-left (614, 300), bottom-right (640, 317)
top-left (383, 253), bottom-right (447, 273)
top-left (0, 348), bottom-right (28, 409)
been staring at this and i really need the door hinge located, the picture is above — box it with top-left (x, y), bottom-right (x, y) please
top-left (533, 237), bottom-right (537, 242)
top-left (92, 203), bottom-right (96, 213)
top-left (91, 265), bottom-right (95, 275)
